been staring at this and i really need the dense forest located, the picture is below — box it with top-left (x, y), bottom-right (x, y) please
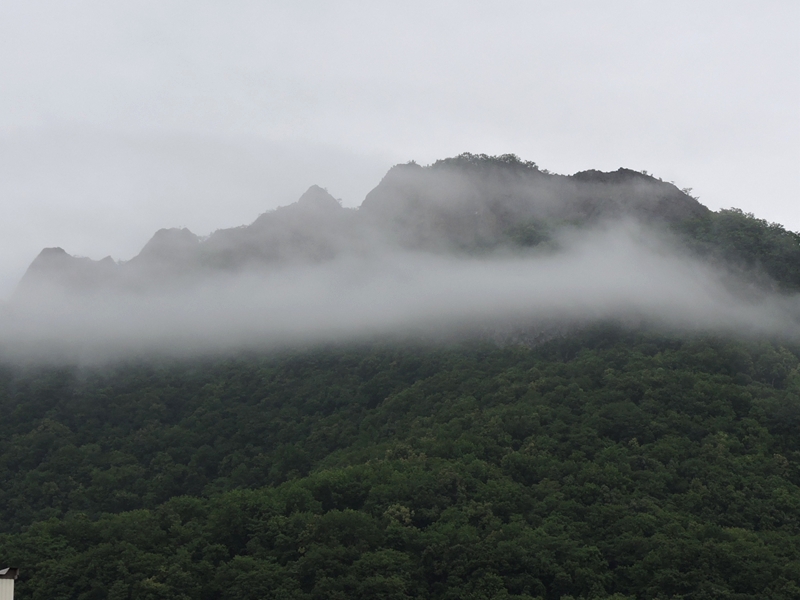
top-left (674, 207), bottom-right (800, 293)
top-left (3, 159), bottom-right (800, 598)
top-left (1, 327), bottom-right (799, 599)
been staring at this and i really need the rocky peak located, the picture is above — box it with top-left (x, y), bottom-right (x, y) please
top-left (295, 185), bottom-right (342, 212)
top-left (131, 228), bottom-right (200, 264)
top-left (15, 247), bottom-right (118, 295)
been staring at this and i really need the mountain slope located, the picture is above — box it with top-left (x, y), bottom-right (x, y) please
top-left (3, 154), bottom-right (800, 598)
top-left (1, 331), bottom-right (798, 598)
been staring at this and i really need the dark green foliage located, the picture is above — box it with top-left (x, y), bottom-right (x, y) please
top-left (1, 331), bottom-right (799, 598)
top-left (430, 153), bottom-right (540, 173)
top-left (675, 208), bottom-right (800, 291)
top-left (505, 220), bottom-right (552, 248)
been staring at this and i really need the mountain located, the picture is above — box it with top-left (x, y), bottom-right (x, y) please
top-left (197, 185), bottom-right (358, 270)
top-left (2, 154), bottom-right (800, 599)
top-left (360, 156), bottom-right (706, 250)
top-left (15, 247), bottom-right (118, 294)
top-left (15, 154), bottom-right (713, 295)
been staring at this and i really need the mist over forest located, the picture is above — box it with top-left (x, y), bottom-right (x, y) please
top-left (1, 1), bottom-right (797, 597)
top-left (3, 154), bottom-right (800, 600)
top-left (7, 154), bottom-right (800, 362)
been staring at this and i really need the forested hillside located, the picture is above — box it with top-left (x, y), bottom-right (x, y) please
top-left (1, 329), bottom-right (799, 599)
top-left (675, 207), bottom-right (800, 292)
top-left (3, 156), bottom-right (800, 598)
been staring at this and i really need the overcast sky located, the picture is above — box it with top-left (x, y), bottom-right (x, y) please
top-left (0, 0), bottom-right (797, 296)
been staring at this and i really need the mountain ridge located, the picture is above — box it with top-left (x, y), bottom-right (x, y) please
top-left (16, 153), bottom-right (714, 295)
top-left (3, 159), bottom-right (800, 599)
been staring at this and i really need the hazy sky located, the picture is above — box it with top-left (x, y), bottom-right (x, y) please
top-left (0, 0), bottom-right (798, 295)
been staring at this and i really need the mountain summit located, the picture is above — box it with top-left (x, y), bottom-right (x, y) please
top-left (17, 247), bottom-right (117, 294)
top-left (295, 185), bottom-right (342, 212)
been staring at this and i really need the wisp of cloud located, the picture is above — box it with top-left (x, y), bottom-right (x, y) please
top-left (2, 221), bottom-right (799, 363)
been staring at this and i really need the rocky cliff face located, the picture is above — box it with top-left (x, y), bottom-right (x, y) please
top-left (14, 154), bottom-right (707, 295)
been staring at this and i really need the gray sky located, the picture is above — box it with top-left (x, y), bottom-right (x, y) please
top-left (0, 0), bottom-right (798, 296)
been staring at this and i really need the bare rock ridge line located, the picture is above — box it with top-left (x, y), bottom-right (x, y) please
top-left (15, 153), bottom-right (707, 295)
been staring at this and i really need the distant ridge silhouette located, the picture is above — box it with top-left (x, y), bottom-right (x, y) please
top-left (15, 154), bottom-right (707, 295)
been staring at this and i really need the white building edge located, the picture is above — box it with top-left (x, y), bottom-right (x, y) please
top-left (0, 568), bottom-right (18, 600)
